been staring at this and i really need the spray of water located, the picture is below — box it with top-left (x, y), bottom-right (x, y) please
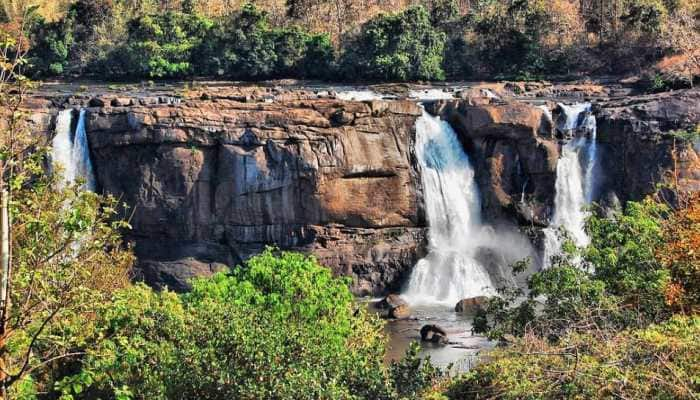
top-left (403, 110), bottom-right (496, 305)
top-left (542, 103), bottom-right (598, 267)
top-left (51, 109), bottom-right (97, 191)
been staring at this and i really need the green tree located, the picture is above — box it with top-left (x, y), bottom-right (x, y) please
top-left (0, 21), bottom-right (133, 398)
top-left (475, 199), bottom-right (672, 342)
top-left (342, 6), bottom-right (446, 81)
top-left (56, 250), bottom-right (401, 399)
top-left (27, 15), bottom-right (74, 76)
top-left (111, 11), bottom-right (213, 78)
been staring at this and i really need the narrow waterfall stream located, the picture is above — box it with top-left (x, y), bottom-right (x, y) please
top-left (403, 110), bottom-right (495, 305)
top-left (51, 109), bottom-right (97, 191)
top-left (542, 103), bottom-right (598, 266)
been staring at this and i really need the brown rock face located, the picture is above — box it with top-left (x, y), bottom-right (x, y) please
top-left (31, 85), bottom-right (699, 297)
top-left (428, 99), bottom-right (558, 226)
top-left (596, 89), bottom-right (700, 200)
top-left (83, 98), bottom-right (426, 295)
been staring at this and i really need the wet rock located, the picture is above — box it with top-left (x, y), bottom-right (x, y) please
top-left (377, 294), bottom-right (411, 319)
top-left (111, 97), bottom-right (133, 107)
top-left (389, 304), bottom-right (411, 319)
top-left (455, 296), bottom-right (490, 313)
top-left (88, 97), bottom-right (105, 107)
top-left (420, 324), bottom-right (448, 344)
top-left (377, 294), bottom-right (408, 309)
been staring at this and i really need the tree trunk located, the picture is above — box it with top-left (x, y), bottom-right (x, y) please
top-left (0, 187), bottom-right (9, 399)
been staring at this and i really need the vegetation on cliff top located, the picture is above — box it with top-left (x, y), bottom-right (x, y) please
top-left (4, 0), bottom-right (700, 83)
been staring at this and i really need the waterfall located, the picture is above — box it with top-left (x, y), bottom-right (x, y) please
top-left (404, 110), bottom-right (495, 305)
top-left (51, 109), bottom-right (97, 191)
top-left (542, 103), bottom-right (598, 267)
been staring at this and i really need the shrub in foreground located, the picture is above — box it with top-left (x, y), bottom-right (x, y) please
top-left (447, 316), bottom-right (700, 399)
top-left (53, 249), bottom-right (442, 399)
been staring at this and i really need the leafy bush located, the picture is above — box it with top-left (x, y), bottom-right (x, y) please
top-left (390, 342), bottom-right (445, 399)
top-left (342, 6), bottom-right (446, 81)
top-left (27, 16), bottom-right (74, 76)
top-left (475, 199), bottom-right (672, 342)
top-left (195, 4), bottom-right (333, 80)
top-left (0, 107), bottom-right (133, 396)
top-left (448, 315), bottom-right (700, 399)
top-left (455, 196), bottom-right (700, 399)
top-left (659, 192), bottom-right (700, 313)
top-left (106, 11), bottom-right (213, 78)
top-left (54, 249), bottom-right (441, 399)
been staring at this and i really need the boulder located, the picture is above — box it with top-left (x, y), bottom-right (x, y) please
top-left (420, 324), bottom-right (448, 344)
top-left (388, 304), bottom-right (411, 319)
top-left (435, 100), bottom-right (548, 141)
top-left (88, 97), bottom-right (105, 107)
top-left (377, 294), bottom-right (408, 309)
top-left (455, 296), bottom-right (490, 313)
top-left (111, 97), bottom-right (133, 107)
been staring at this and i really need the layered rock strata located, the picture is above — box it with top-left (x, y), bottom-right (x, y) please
top-left (82, 97), bottom-right (426, 295)
top-left (29, 85), bottom-right (700, 295)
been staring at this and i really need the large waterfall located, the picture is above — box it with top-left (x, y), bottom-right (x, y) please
top-left (542, 103), bottom-right (598, 267)
top-left (404, 110), bottom-right (495, 305)
top-left (51, 109), bottom-right (97, 191)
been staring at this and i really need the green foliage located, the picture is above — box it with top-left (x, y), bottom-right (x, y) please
top-left (428, 0), bottom-right (459, 26)
top-left (470, 0), bottom-right (553, 77)
top-left (622, 0), bottom-right (669, 33)
top-left (27, 16), bottom-right (74, 76)
top-left (668, 126), bottom-right (700, 143)
top-left (475, 199), bottom-right (672, 342)
top-left (459, 197), bottom-right (699, 399)
top-left (585, 199), bottom-right (670, 315)
top-left (106, 11), bottom-right (213, 78)
top-left (0, 102), bottom-right (133, 396)
top-left (55, 249), bottom-right (426, 399)
top-left (19, 0), bottom-right (699, 82)
top-left (342, 6), bottom-right (446, 81)
top-left (211, 3), bottom-right (278, 79)
top-left (447, 316), bottom-right (700, 399)
top-left (389, 343), bottom-right (445, 399)
top-left (195, 3), bottom-right (334, 79)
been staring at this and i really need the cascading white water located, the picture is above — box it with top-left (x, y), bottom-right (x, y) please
top-left (404, 110), bottom-right (495, 305)
top-left (542, 103), bottom-right (598, 267)
top-left (51, 109), bottom-right (97, 191)
top-left (335, 90), bottom-right (382, 101)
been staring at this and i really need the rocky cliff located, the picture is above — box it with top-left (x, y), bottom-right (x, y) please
top-left (428, 88), bottom-right (700, 231)
top-left (30, 84), bottom-right (700, 296)
top-left (81, 95), bottom-right (426, 295)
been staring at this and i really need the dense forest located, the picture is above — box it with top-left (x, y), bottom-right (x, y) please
top-left (3, 0), bottom-right (700, 85)
top-left (0, 0), bottom-right (699, 399)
